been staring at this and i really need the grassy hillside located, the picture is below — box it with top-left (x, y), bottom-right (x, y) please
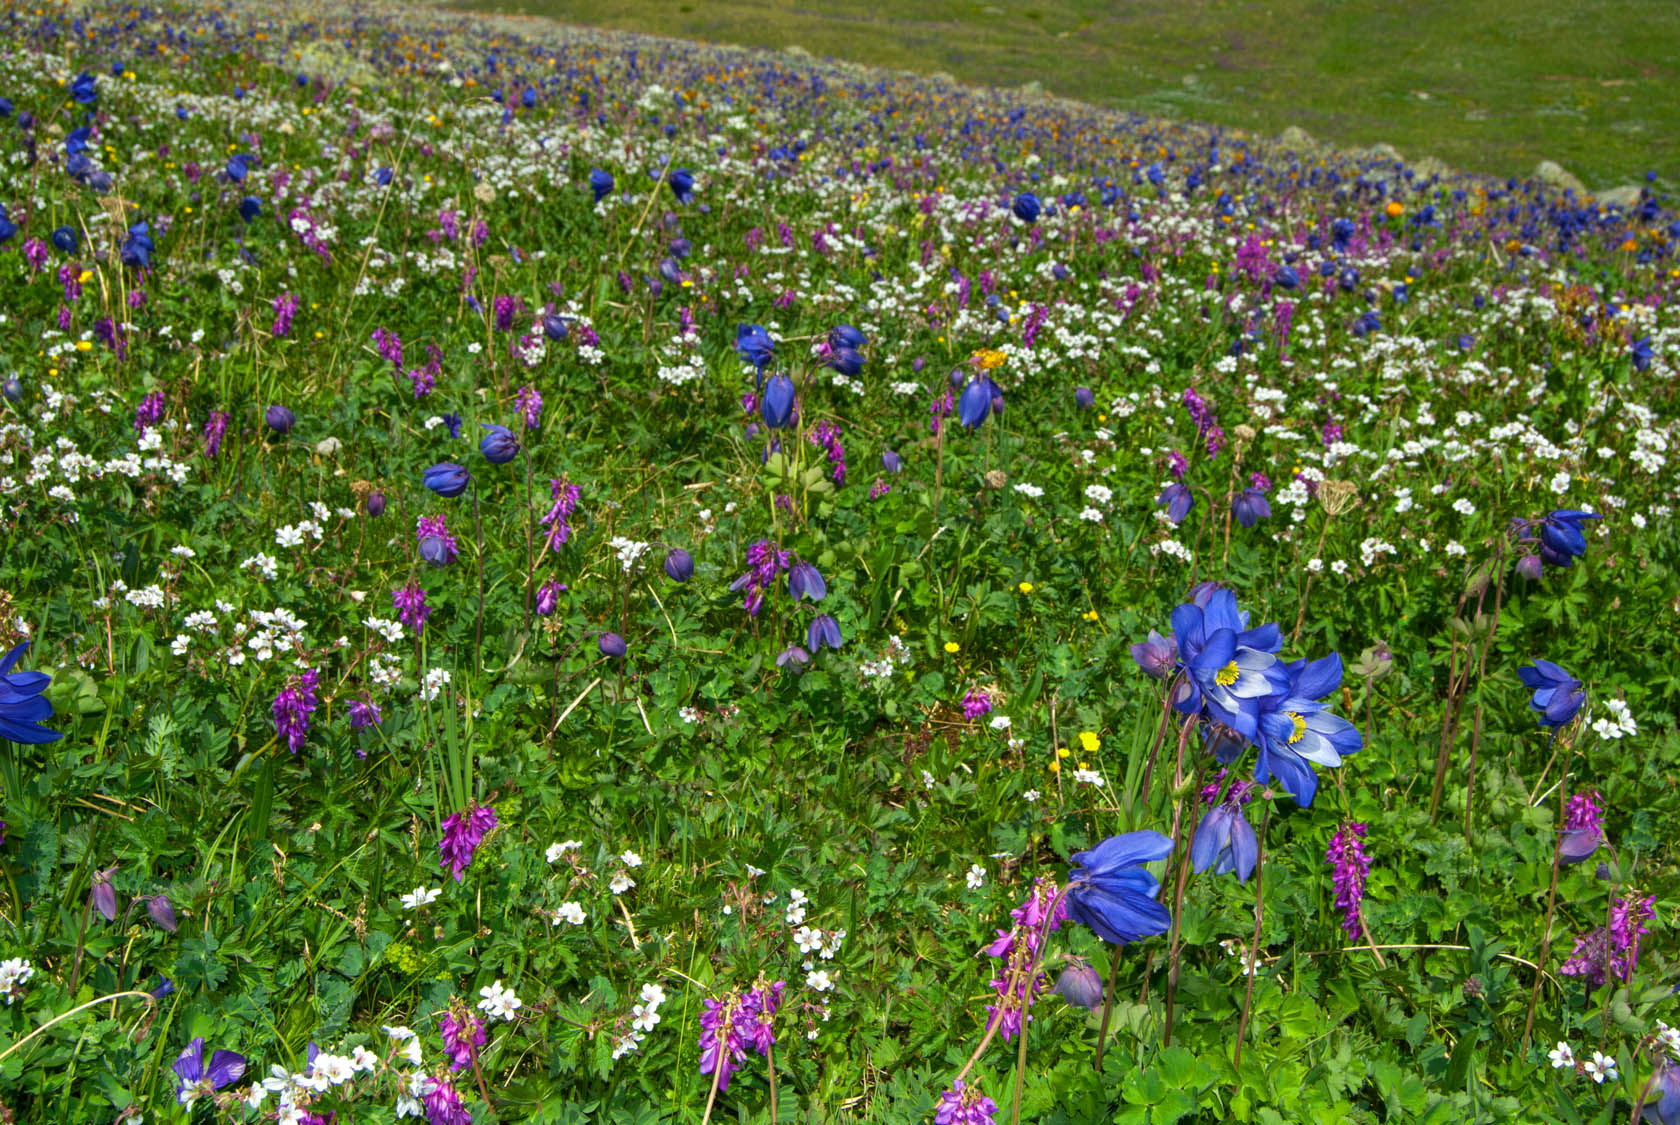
top-left (453, 0), bottom-right (1680, 185)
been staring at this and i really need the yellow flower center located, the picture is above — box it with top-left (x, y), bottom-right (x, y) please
top-left (1215, 660), bottom-right (1240, 687)
top-left (1288, 712), bottom-right (1307, 744)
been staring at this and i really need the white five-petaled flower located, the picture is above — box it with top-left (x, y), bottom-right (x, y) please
top-left (554, 901), bottom-right (586, 926)
top-left (545, 840), bottom-right (583, 863)
top-left (966, 863), bottom-right (986, 890)
top-left (610, 874), bottom-right (635, 895)
top-left (806, 969), bottom-right (834, 992)
top-left (400, 887), bottom-right (440, 910)
top-left (384, 1025), bottom-right (423, 1067)
top-left (1548, 1041), bottom-right (1574, 1070)
top-left (477, 980), bottom-right (523, 1021)
top-left (621, 850), bottom-right (643, 868)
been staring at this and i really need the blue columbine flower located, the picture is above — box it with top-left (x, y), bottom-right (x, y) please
top-left (1169, 590), bottom-right (1287, 739)
top-left (1157, 481), bottom-right (1193, 524)
top-left (1011, 192), bottom-right (1041, 223)
top-left (788, 561), bottom-right (826, 602)
top-left (238, 196), bottom-right (261, 223)
top-left (1529, 509), bottom-right (1601, 569)
top-left (735, 324), bottom-right (774, 372)
top-left (588, 167), bottom-right (614, 202)
top-left (1065, 831), bottom-right (1174, 945)
top-left (1632, 336), bottom-right (1653, 372)
top-left (69, 71), bottom-right (97, 105)
top-left (50, 225), bottom-right (78, 253)
top-left (1231, 488), bottom-right (1271, 528)
top-left (0, 642), bottom-right (62, 745)
top-left (1517, 660), bottom-right (1585, 728)
top-left (806, 614), bottom-right (842, 651)
top-left (1254, 654), bottom-right (1362, 807)
top-left (957, 378), bottom-right (991, 429)
top-left (264, 405), bottom-right (295, 435)
top-left (761, 374), bottom-right (796, 429)
top-left (172, 1038), bottom-right (245, 1108)
top-left (479, 424), bottom-right (520, 464)
top-left (663, 548), bottom-right (694, 583)
top-left (1130, 629), bottom-right (1179, 679)
top-left (0, 205), bottom-right (16, 245)
top-left (829, 324), bottom-right (867, 351)
top-left (120, 222), bottom-right (154, 269)
top-left (828, 347), bottom-right (864, 376)
top-left (1190, 798), bottom-right (1258, 882)
top-left (225, 153), bottom-right (253, 182)
top-left (667, 168), bottom-right (695, 203)
top-left (422, 462), bottom-right (472, 498)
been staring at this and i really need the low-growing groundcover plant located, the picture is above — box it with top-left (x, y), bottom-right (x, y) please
top-left (0, 0), bottom-right (1677, 1121)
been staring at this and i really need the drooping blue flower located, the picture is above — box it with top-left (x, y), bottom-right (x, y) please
top-left (1157, 482), bottom-right (1193, 524)
top-left (1631, 336), bottom-right (1653, 372)
top-left (598, 633), bottom-right (627, 658)
top-left (0, 642), bottom-right (62, 745)
top-left (1530, 509), bottom-right (1601, 569)
top-left (422, 462), bottom-right (472, 498)
top-left (667, 168), bottom-right (695, 204)
top-left (172, 1038), bottom-right (245, 1108)
top-left (1255, 654), bottom-right (1362, 808)
top-left (120, 222), bottom-right (154, 269)
top-left (788, 561), bottom-right (826, 602)
top-left (479, 424), bottom-right (520, 465)
top-left (588, 167), bottom-right (614, 202)
top-left (806, 614), bottom-right (842, 651)
top-left (0, 205), bottom-right (15, 245)
top-left (238, 196), bottom-right (261, 223)
top-left (829, 324), bottom-right (867, 351)
top-left (1190, 800), bottom-right (1258, 881)
top-left (761, 373), bottom-right (796, 430)
top-left (50, 225), bottom-right (78, 253)
top-left (735, 323), bottom-right (774, 372)
top-left (1011, 192), bottom-right (1041, 223)
top-left (1273, 265), bottom-right (1300, 290)
top-left (1642, 1059), bottom-right (1680, 1125)
top-left (957, 378), bottom-right (991, 429)
top-left (1130, 629), bottom-right (1179, 679)
top-left (69, 71), bottom-right (97, 105)
top-left (1517, 660), bottom-right (1585, 728)
top-left (225, 153), bottom-right (253, 182)
top-left (1231, 488), bottom-right (1271, 528)
top-left (1074, 386), bottom-right (1095, 410)
top-left (541, 313), bottom-right (569, 342)
top-left (828, 347), bottom-right (864, 376)
top-left (1065, 830), bottom-right (1174, 945)
top-left (1051, 961), bottom-right (1104, 1009)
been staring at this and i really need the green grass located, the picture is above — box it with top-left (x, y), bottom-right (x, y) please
top-left (453, 0), bottom-right (1680, 185)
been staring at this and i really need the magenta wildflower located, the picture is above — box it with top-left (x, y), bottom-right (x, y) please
top-left (21, 238), bottom-right (48, 273)
top-left (393, 582), bottom-right (432, 632)
top-left (417, 515), bottom-right (459, 566)
top-left (1167, 450), bottom-right (1188, 480)
top-left (983, 877), bottom-right (1067, 1043)
top-left (869, 477), bottom-right (891, 499)
top-left (729, 539), bottom-right (789, 618)
top-left (203, 410), bottom-right (230, 457)
top-left (698, 995), bottom-right (747, 1091)
top-left (1560, 894), bottom-right (1655, 991)
top-left (1326, 823), bottom-right (1371, 939)
top-left (514, 385), bottom-right (543, 431)
top-left (271, 292), bottom-right (299, 338)
top-left (348, 698), bottom-right (382, 730)
top-left (134, 391), bottom-right (165, 433)
top-left (423, 1074), bottom-right (471, 1125)
top-left (929, 388), bottom-right (954, 434)
top-left (1560, 790), bottom-right (1604, 864)
top-left (806, 420), bottom-right (846, 485)
top-left (539, 479), bottom-right (582, 552)
top-left (534, 579), bottom-right (566, 616)
top-left (1321, 420), bottom-right (1343, 446)
top-left (438, 804), bottom-right (498, 881)
top-left (935, 1080), bottom-right (998, 1125)
top-left (371, 327), bottom-right (403, 369)
top-left (438, 1010), bottom-right (486, 1072)
top-left (272, 668), bottom-right (321, 754)
top-left (961, 691), bottom-right (992, 720)
top-left (493, 294), bottom-right (522, 332)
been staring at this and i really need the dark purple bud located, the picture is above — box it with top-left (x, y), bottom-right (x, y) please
top-left (264, 404), bottom-right (295, 435)
top-left (1515, 553), bottom-right (1543, 581)
top-left (147, 894), bottom-right (178, 932)
top-left (1052, 961), bottom-right (1104, 1009)
top-left (948, 367), bottom-right (967, 389)
top-left (788, 560), bottom-right (826, 602)
top-left (598, 632), bottom-right (626, 658)
top-left (663, 548), bottom-right (694, 583)
top-left (150, 975), bottom-right (174, 999)
top-left (366, 491), bottom-right (386, 518)
top-left (1074, 386), bottom-right (1095, 409)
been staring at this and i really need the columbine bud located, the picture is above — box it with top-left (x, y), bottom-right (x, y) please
top-left (598, 632), bottom-right (626, 658)
top-left (366, 491), bottom-right (386, 518)
top-left (264, 404), bottom-right (295, 435)
top-left (146, 894), bottom-right (179, 933)
top-left (2, 377), bottom-right (21, 403)
top-left (1516, 553), bottom-right (1544, 581)
top-left (1074, 386), bottom-right (1095, 410)
top-left (479, 424), bottom-right (520, 465)
top-left (91, 868), bottom-right (118, 921)
top-left (663, 548), bottom-right (694, 583)
top-left (1052, 961), bottom-right (1104, 1009)
top-left (421, 462), bottom-right (471, 498)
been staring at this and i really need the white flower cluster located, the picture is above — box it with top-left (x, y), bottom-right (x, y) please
top-left (1590, 698), bottom-right (1638, 740)
top-left (612, 982), bottom-right (670, 1060)
top-left (608, 536), bottom-right (650, 572)
top-left (0, 958), bottom-right (34, 1004)
top-left (860, 633), bottom-right (912, 679)
top-left (477, 980), bottom-right (523, 1021)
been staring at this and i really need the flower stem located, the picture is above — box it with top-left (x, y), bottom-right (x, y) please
top-left (1233, 804), bottom-right (1271, 1070)
top-left (699, 1045), bottom-right (725, 1125)
top-left (1091, 941), bottom-right (1125, 1073)
top-left (472, 482), bottom-right (485, 670)
top-left (1522, 760), bottom-right (1570, 1051)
